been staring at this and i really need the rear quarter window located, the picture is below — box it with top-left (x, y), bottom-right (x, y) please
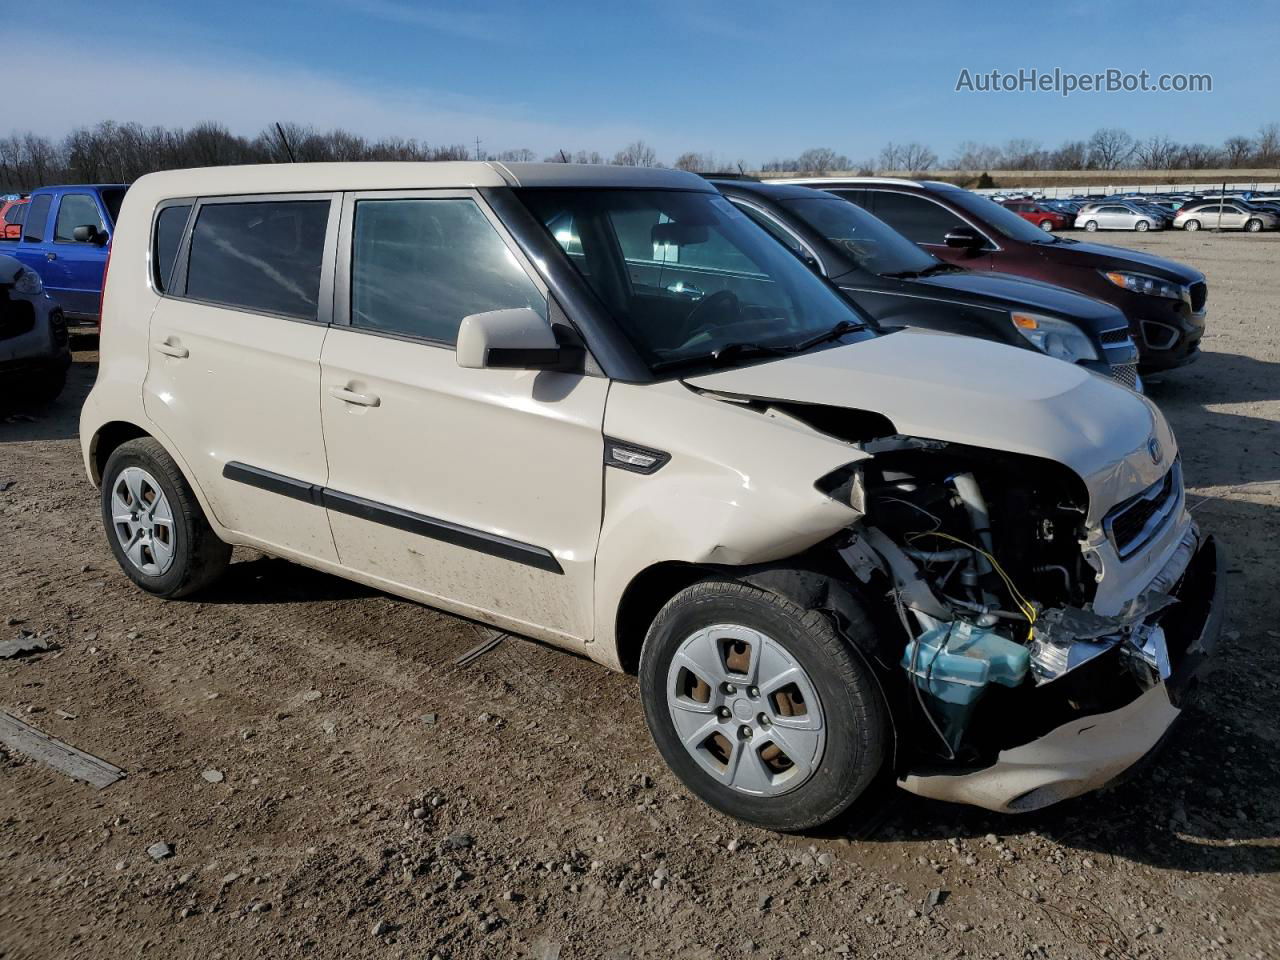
top-left (152, 204), bottom-right (192, 293)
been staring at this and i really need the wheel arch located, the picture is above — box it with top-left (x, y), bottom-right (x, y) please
top-left (614, 552), bottom-right (903, 769)
top-left (88, 420), bottom-right (151, 486)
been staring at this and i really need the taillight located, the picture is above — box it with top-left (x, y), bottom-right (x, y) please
top-left (97, 240), bottom-right (113, 329)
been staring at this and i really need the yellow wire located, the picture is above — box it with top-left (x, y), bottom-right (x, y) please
top-left (907, 530), bottom-right (1038, 641)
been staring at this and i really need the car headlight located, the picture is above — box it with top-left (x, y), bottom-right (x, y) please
top-left (1102, 270), bottom-right (1182, 300)
top-left (1011, 312), bottom-right (1099, 363)
top-left (12, 267), bottom-right (43, 295)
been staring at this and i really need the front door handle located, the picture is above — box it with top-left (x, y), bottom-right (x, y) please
top-left (153, 340), bottom-right (189, 359)
top-left (45, 251), bottom-right (56, 261)
top-left (328, 386), bottom-right (380, 407)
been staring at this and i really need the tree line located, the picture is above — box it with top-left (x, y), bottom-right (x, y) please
top-left (2, 120), bottom-right (1278, 192)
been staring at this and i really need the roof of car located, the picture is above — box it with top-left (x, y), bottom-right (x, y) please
top-left (128, 162), bottom-right (710, 199)
top-left (709, 178), bottom-right (830, 201)
top-left (771, 176), bottom-right (962, 191)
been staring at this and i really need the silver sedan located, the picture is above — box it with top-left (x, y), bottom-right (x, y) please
top-left (1074, 203), bottom-right (1167, 232)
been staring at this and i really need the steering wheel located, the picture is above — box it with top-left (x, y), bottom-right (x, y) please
top-left (675, 289), bottom-right (741, 347)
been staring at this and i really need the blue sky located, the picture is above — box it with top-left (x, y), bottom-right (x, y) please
top-left (18, 0), bottom-right (1280, 164)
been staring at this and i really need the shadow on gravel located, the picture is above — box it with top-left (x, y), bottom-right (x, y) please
top-left (1146, 350), bottom-right (1280, 488)
top-left (194, 554), bottom-right (379, 605)
top-left (0, 348), bottom-right (96, 444)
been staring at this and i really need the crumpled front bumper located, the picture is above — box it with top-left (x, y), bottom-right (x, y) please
top-left (899, 533), bottom-right (1224, 813)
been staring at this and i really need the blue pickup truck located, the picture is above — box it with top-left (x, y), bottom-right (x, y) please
top-left (4, 184), bottom-right (127, 326)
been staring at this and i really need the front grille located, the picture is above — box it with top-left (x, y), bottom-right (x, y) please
top-left (0, 297), bottom-right (36, 342)
top-left (1189, 282), bottom-right (1207, 313)
top-left (1099, 327), bottom-right (1132, 345)
top-left (1108, 362), bottom-right (1139, 390)
top-left (1104, 459), bottom-right (1182, 560)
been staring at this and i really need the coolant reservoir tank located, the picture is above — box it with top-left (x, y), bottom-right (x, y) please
top-left (901, 621), bottom-right (1031, 750)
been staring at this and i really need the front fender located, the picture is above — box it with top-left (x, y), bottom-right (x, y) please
top-left (593, 379), bottom-right (867, 667)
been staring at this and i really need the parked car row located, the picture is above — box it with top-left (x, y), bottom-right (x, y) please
top-left (72, 162), bottom-right (1221, 832)
top-left (988, 189), bottom-right (1280, 232)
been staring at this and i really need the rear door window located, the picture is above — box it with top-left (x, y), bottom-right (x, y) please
top-left (22, 195), bottom-right (51, 243)
top-left (185, 199), bottom-right (331, 320)
top-left (868, 192), bottom-right (967, 244)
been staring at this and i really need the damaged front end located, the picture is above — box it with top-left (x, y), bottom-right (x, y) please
top-left (829, 436), bottom-right (1225, 813)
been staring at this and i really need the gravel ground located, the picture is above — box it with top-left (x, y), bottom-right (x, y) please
top-left (1, 229), bottom-right (1278, 960)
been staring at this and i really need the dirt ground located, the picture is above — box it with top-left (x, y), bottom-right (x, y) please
top-left (2, 229), bottom-right (1278, 960)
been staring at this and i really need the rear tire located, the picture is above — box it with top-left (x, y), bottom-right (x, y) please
top-left (1184, 219), bottom-right (1201, 232)
top-left (1039, 220), bottom-right (1054, 232)
top-left (639, 579), bottom-right (888, 831)
top-left (101, 437), bottom-right (231, 598)
top-left (1084, 220), bottom-right (1098, 232)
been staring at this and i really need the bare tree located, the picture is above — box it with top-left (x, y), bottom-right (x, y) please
top-left (613, 140), bottom-right (659, 167)
top-left (793, 147), bottom-right (850, 174)
top-left (1222, 136), bottom-right (1254, 167)
top-left (1049, 140), bottom-right (1087, 170)
top-left (1256, 123), bottom-right (1280, 166)
top-left (1134, 135), bottom-right (1179, 170)
top-left (949, 141), bottom-right (1001, 170)
top-left (496, 148), bottom-right (536, 162)
top-left (1085, 128), bottom-right (1136, 170)
top-left (1176, 142), bottom-right (1223, 169)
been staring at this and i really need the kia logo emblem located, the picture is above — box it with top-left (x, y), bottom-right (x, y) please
top-left (1148, 437), bottom-right (1163, 465)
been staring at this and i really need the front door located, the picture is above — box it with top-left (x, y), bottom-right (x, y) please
top-left (144, 193), bottom-right (341, 563)
top-left (319, 191), bottom-right (607, 646)
top-left (48, 192), bottom-right (109, 317)
top-left (867, 191), bottom-right (995, 270)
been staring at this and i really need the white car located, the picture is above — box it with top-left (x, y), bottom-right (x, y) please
top-left (80, 163), bottom-right (1223, 830)
top-left (1174, 202), bottom-right (1279, 232)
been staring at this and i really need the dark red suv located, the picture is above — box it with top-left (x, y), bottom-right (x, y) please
top-left (780, 178), bottom-right (1207, 372)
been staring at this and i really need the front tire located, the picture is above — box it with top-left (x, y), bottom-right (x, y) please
top-left (1039, 220), bottom-right (1054, 232)
top-left (639, 579), bottom-right (888, 831)
top-left (1246, 218), bottom-right (1263, 233)
top-left (1135, 220), bottom-right (1149, 232)
top-left (1084, 220), bottom-right (1098, 232)
top-left (101, 438), bottom-right (231, 598)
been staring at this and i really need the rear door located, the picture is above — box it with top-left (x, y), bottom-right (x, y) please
top-left (12, 192), bottom-right (53, 277)
top-left (867, 190), bottom-right (995, 269)
top-left (48, 192), bottom-right (109, 318)
top-left (144, 193), bottom-right (341, 563)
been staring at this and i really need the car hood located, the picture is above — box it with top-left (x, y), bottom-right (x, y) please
top-left (908, 270), bottom-right (1125, 329)
top-left (684, 329), bottom-right (1175, 525)
top-left (1036, 239), bottom-right (1204, 283)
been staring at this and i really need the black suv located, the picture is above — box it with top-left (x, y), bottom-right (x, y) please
top-left (713, 179), bottom-right (1140, 388)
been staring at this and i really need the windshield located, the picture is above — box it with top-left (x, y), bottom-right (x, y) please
top-left (516, 188), bottom-right (872, 372)
top-left (947, 189), bottom-right (1064, 244)
top-left (779, 196), bottom-right (939, 277)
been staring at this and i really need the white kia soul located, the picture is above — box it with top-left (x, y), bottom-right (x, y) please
top-left (81, 163), bottom-right (1223, 830)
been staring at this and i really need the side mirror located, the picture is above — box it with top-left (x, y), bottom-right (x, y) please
top-left (456, 307), bottom-right (582, 371)
top-left (943, 225), bottom-right (984, 249)
top-left (73, 224), bottom-right (108, 245)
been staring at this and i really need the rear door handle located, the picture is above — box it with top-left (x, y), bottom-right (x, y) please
top-left (328, 386), bottom-right (380, 407)
top-left (153, 340), bottom-right (189, 359)
top-left (45, 251), bottom-right (56, 261)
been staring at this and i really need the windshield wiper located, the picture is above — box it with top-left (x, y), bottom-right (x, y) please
top-left (650, 341), bottom-right (792, 374)
top-left (791, 319), bottom-right (866, 352)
